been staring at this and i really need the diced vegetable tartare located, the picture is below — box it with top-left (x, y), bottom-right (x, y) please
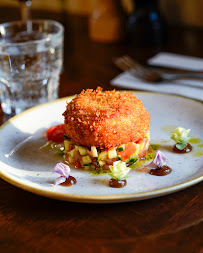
top-left (64, 131), bottom-right (150, 170)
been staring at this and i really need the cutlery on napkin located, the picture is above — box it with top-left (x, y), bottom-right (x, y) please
top-left (111, 52), bottom-right (203, 101)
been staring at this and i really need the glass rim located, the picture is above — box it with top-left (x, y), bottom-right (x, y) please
top-left (0, 19), bottom-right (64, 47)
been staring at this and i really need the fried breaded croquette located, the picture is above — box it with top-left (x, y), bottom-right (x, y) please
top-left (63, 87), bottom-right (150, 148)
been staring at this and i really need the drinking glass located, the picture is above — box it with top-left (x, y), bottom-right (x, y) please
top-left (0, 20), bottom-right (64, 115)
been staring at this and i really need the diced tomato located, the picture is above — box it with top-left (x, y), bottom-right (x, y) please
top-left (74, 152), bottom-right (82, 168)
top-left (103, 164), bottom-right (110, 170)
top-left (118, 143), bottom-right (136, 160)
top-left (137, 138), bottom-right (144, 144)
top-left (47, 124), bottom-right (66, 142)
top-left (139, 149), bottom-right (147, 158)
top-left (138, 138), bottom-right (149, 145)
top-left (74, 152), bottom-right (82, 161)
top-left (75, 161), bottom-right (81, 168)
top-left (69, 144), bottom-right (74, 151)
top-left (87, 150), bottom-right (93, 157)
top-left (138, 138), bottom-right (149, 158)
top-left (65, 155), bottom-right (73, 164)
top-left (106, 158), bottom-right (117, 165)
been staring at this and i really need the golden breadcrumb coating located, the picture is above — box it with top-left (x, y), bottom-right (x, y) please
top-left (63, 87), bottom-right (150, 148)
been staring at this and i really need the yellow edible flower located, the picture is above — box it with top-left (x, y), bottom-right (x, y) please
top-left (171, 127), bottom-right (190, 150)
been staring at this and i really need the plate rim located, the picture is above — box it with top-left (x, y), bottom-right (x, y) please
top-left (0, 91), bottom-right (202, 203)
top-left (0, 167), bottom-right (202, 203)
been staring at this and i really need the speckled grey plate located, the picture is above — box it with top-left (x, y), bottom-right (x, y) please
top-left (0, 92), bottom-right (202, 203)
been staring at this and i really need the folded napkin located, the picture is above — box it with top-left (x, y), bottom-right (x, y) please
top-left (111, 52), bottom-right (203, 101)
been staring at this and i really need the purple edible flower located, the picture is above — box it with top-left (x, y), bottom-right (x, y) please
top-left (145, 150), bottom-right (168, 170)
top-left (54, 162), bottom-right (70, 185)
top-left (153, 150), bottom-right (169, 168)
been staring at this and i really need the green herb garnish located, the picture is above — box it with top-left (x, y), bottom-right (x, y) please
top-left (117, 147), bottom-right (124, 152)
top-left (64, 134), bottom-right (69, 140)
top-left (128, 158), bottom-right (138, 166)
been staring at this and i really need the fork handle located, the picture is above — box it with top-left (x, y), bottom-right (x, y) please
top-left (162, 72), bottom-right (203, 81)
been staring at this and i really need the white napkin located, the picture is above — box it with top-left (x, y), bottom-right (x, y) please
top-left (111, 52), bottom-right (203, 101)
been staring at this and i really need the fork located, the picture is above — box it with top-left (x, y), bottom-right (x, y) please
top-left (113, 55), bottom-right (203, 83)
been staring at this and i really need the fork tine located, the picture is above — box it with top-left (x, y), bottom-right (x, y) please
top-left (114, 55), bottom-right (162, 82)
top-left (115, 56), bottom-right (152, 79)
top-left (122, 56), bottom-right (153, 76)
top-left (114, 58), bottom-right (144, 78)
top-left (115, 58), bottom-right (151, 80)
top-left (115, 56), bottom-right (142, 73)
top-left (114, 57), bottom-right (131, 72)
top-left (118, 56), bottom-right (150, 78)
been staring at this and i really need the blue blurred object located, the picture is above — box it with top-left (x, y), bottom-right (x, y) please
top-left (126, 0), bottom-right (166, 47)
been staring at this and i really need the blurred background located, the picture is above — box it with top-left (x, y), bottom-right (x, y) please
top-left (0, 0), bottom-right (203, 27)
top-left (0, 0), bottom-right (203, 101)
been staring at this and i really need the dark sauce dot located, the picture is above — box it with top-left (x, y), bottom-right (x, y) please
top-left (109, 178), bottom-right (127, 188)
top-left (149, 165), bottom-right (172, 176)
top-left (60, 176), bottom-right (77, 186)
top-left (172, 143), bottom-right (192, 153)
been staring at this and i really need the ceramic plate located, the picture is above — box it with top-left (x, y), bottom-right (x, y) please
top-left (0, 92), bottom-right (202, 203)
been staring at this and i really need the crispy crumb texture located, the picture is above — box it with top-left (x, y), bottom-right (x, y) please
top-left (63, 87), bottom-right (150, 148)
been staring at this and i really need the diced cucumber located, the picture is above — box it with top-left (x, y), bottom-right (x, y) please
top-left (108, 149), bottom-right (117, 159)
top-left (68, 148), bottom-right (77, 158)
top-left (134, 144), bottom-right (140, 157)
top-left (99, 160), bottom-right (105, 167)
top-left (68, 156), bottom-right (74, 163)
top-left (117, 144), bottom-right (125, 152)
top-left (64, 140), bottom-right (73, 152)
top-left (129, 151), bottom-right (138, 161)
top-left (84, 165), bottom-right (90, 170)
top-left (145, 140), bottom-right (150, 150)
top-left (140, 142), bottom-right (145, 151)
top-left (145, 131), bottom-right (150, 139)
top-left (82, 155), bottom-right (92, 164)
top-left (91, 146), bottom-right (98, 157)
top-left (78, 146), bottom-right (87, 156)
top-left (98, 151), bottom-right (108, 161)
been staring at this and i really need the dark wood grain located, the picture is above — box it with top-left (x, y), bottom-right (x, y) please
top-left (0, 8), bottom-right (202, 253)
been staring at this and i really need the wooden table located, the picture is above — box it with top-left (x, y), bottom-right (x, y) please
top-left (0, 8), bottom-right (202, 253)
